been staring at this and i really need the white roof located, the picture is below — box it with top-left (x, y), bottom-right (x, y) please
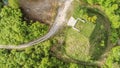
top-left (67, 17), bottom-right (77, 27)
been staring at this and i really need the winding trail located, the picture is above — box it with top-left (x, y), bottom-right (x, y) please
top-left (0, 0), bottom-right (73, 49)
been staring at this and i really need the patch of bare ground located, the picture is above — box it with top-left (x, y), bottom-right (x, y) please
top-left (19, 0), bottom-right (63, 25)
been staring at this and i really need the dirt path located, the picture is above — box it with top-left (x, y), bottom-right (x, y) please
top-left (0, 0), bottom-right (73, 49)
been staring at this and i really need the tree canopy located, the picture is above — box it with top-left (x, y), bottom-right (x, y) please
top-left (0, 0), bottom-right (119, 68)
top-left (0, 6), bottom-right (48, 45)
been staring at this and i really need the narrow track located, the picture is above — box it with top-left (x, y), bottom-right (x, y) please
top-left (0, 0), bottom-right (73, 49)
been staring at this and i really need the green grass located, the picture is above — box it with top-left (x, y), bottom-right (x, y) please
top-left (49, 0), bottom-right (110, 67)
top-left (51, 0), bottom-right (111, 67)
top-left (64, 0), bottom-right (96, 61)
top-left (64, 0), bottom-right (109, 62)
top-left (65, 28), bottom-right (91, 61)
top-left (75, 21), bottom-right (95, 38)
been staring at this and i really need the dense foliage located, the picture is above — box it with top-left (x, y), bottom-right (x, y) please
top-left (82, 0), bottom-right (120, 67)
top-left (0, 1), bottom-right (3, 10)
top-left (0, 0), bottom-right (119, 68)
top-left (0, 2), bottom-right (84, 68)
top-left (0, 41), bottom-right (68, 68)
top-left (103, 46), bottom-right (120, 68)
top-left (0, 6), bottom-right (48, 45)
top-left (83, 0), bottom-right (120, 42)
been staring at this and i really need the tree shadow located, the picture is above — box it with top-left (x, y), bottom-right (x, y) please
top-left (87, 8), bottom-right (111, 60)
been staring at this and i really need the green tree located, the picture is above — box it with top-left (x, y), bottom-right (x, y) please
top-left (104, 46), bottom-right (120, 68)
top-left (0, 6), bottom-right (48, 45)
top-left (69, 63), bottom-right (79, 68)
top-left (0, 6), bottom-right (27, 45)
top-left (8, 0), bottom-right (19, 8)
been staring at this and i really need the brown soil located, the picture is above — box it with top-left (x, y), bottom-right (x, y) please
top-left (19, 0), bottom-right (63, 25)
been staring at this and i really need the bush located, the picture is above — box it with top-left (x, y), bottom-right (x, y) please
top-left (0, 6), bottom-right (48, 45)
top-left (104, 46), bottom-right (120, 68)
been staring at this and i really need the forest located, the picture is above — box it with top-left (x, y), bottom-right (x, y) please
top-left (0, 0), bottom-right (120, 68)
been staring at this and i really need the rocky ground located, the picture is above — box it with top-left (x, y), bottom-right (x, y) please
top-left (19, 0), bottom-right (64, 25)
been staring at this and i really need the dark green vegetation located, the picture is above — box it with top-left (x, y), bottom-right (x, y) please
top-left (0, 40), bottom-right (79, 68)
top-left (51, 0), bottom-right (120, 68)
top-left (0, 0), bottom-right (120, 68)
top-left (0, 0), bottom-right (84, 68)
top-left (83, 0), bottom-right (120, 43)
top-left (104, 46), bottom-right (120, 68)
top-left (0, 6), bottom-right (48, 45)
top-left (65, 4), bottom-right (110, 61)
top-left (0, 1), bottom-right (3, 10)
top-left (81, 0), bottom-right (120, 68)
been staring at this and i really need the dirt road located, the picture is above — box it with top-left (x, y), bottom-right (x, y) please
top-left (0, 0), bottom-right (73, 49)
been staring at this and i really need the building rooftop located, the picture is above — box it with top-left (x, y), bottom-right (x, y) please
top-left (67, 17), bottom-right (77, 27)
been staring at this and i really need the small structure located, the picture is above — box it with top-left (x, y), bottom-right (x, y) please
top-left (67, 16), bottom-right (85, 31)
top-left (67, 17), bottom-right (77, 27)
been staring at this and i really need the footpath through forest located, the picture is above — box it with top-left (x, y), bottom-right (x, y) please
top-left (0, 0), bottom-right (73, 49)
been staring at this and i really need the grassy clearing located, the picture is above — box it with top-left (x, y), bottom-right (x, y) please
top-left (64, 0), bottom-right (109, 62)
top-left (65, 28), bottom-right (91, 61)
top-left (75, 21), bottom-right (95, 38)
top-left (64, 0), bottom-right (96, 62)
top-left (51, 0), bottom-right (110, 67)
